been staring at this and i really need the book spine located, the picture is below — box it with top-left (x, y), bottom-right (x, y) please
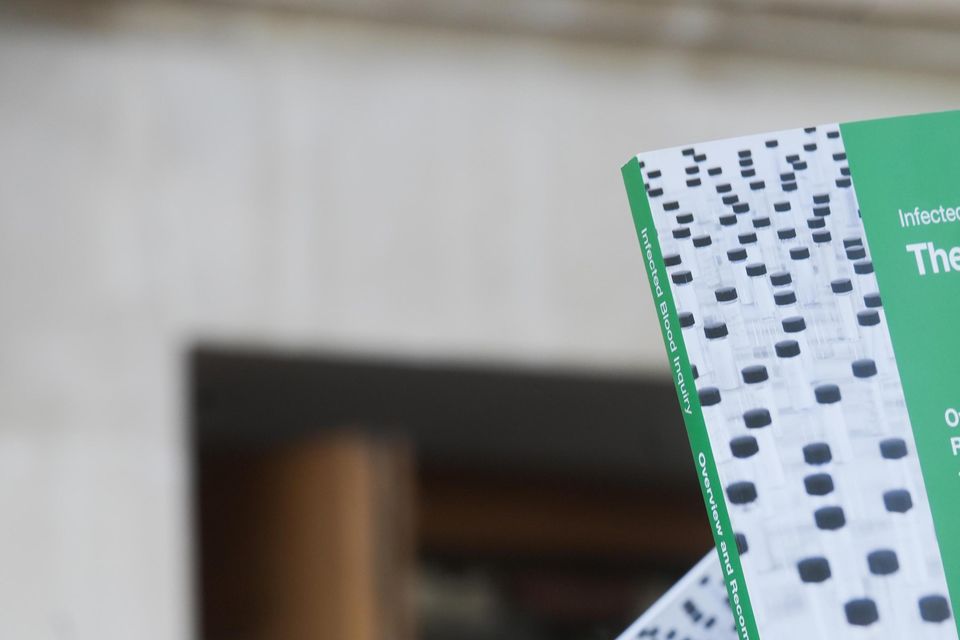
top-left (622, 157), bottom-right (760, 640)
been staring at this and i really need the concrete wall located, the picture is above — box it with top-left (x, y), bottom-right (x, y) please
top-left (2, 3), bottom-right (960, 637)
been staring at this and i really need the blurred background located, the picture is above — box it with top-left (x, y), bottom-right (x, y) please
top-left (2, 0), bottom-right (960, 638)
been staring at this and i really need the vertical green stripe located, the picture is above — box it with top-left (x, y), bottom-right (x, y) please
top-left (842, 110), bottom-right (960, 635)
top-left (622, 157), bottom-right (760, 640)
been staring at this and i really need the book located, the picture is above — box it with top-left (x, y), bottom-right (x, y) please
top-left (621, 110), bottom-right (960, 639)
top-left (616, 552), bottom-right (736, 640)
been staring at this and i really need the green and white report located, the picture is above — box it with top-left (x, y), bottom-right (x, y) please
top-left (621, 110), bottom-right (960, 639)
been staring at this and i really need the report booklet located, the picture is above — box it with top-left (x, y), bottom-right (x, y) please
top-left (621, 110), bottom-right (960, 639)
top-left (616, 552), bottom-right (736, 640)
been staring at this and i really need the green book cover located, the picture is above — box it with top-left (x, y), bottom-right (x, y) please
top-left (621, 110), bottom-right (960, 639)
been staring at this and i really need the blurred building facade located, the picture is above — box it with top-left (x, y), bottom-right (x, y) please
top-left (3, 1), bottom-right (960, 637)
